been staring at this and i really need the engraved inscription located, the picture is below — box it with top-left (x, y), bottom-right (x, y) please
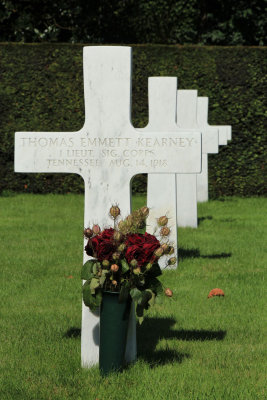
top-left (19, 135), bottom-right (198, 170)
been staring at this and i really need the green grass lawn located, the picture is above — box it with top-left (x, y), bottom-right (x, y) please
top-left (0, 194), bottom-right (266, 400)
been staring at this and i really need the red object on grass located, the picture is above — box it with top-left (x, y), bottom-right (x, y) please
top-left (208, 288), bottom-right (225, 298)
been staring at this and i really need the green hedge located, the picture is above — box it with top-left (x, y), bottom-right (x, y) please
top-left (0, 44), bottom-right (266, 197)
top-left (0, 0), bottom-right (266, 45)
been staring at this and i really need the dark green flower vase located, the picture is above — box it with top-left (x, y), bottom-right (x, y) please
top-left (99, 291), bottom-right (131, 376)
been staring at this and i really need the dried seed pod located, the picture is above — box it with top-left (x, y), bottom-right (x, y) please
top-left (168, 257), bottom-right (177, 265)
top-left (110, 205), bottom-right (120, 218)
top-left (140, 206), bottom-right (149, 217)
top-left (157, 216), bottom-right (168, 226)
top-left (165, 288), bottom-right (173, 297)
top-left (136, 218), bottom-right (145, 229)
top-left (83, 228), bottom-right (93, 238)
top-left (160, 226), bottom-right (170, 236)
top-left (154, 247), bottom-right (164, 257)
top-left (118, 220), bottom-right (126, 230)
top-left (161, 243), bottom-right (169, 254)
top-left (113, 231), bottom-right (122, 242)
top-left (168, 246), bottom-right (174, 255)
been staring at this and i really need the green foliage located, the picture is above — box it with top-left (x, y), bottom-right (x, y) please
top-left (0, 44), bottom-right (266, 197)
top-left (82, 281), bottom-right (102, 310)
top-left (80, 259), bottom-right (95, 280)
top-left (0, 0), bottom-right (265, 45)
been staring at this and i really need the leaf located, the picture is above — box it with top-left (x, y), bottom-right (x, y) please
top-left (81, 260), bottom-right (96, 280)
top-left (90, 277), bottom-right (100, 294)
top-left (121, 258), bottom-right (129, 274)
top-left (147, 263), bottom-right (162, 278)
top-left (148, 277), bottom-right (163, 295)
top-left (82, 281), bottom-right (102, 310)
top-left (99, 270), bottom-right (109, 286)
top-left (93, 262), bottom-right (101, 275)
top-left (136, 304), bottom-right (144, 324)
top-left (119, 284), bottom-right (130, 303)
top-left (138, 290), bottom-right (152, 308)
top-left (130, 288), bottom-right (142, 302)
top-left (147, 290), bottom-right (156, 307)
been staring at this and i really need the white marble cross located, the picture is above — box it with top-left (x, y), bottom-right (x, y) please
top-left (196, 97), bottom-right (232, 202)
top-left (140, 78), bottom-right (202, 269)
top-left (175, 90), bottom-right (219, 228)
top-left (14, 46), bottom-right (202, 367)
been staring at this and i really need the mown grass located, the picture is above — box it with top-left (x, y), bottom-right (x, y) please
top-left (0, 194), bottom-right (266, 400)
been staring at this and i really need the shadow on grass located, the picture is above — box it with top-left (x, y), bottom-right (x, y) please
top-left (64, 327), bottom-right (81, 339)
top-left (63, 320), bottom-right (226, 368)
top-left (179, 248), bottom-right (231, 261)
top-left (137, 318), bottom-right (226, 367)
top-left (198, 215), bottom-right (213, 225)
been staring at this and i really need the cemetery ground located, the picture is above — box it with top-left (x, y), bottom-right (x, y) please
top-left (0, 194), bottom-right (265, 400)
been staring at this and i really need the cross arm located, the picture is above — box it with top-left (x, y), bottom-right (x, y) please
top-left (15, 131), bottom-right (85, 175)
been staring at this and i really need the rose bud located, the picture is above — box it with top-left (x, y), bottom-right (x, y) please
top-left (140, 206), bottom-right (149, 217)
top-left (111, 280), bottom-right (118, 287)
top-left (92, 224), bottom-right (101, 235)
top-left (165, 288), bottom-right (173, 297)
top-left (113, 231), bottom-right (122, 242)
top-left (157, 216), bottom-right (168, 226)
top-left (133, 267), bottom-right (141, 275)
top-left (102, 260), bottom-right (110, 268)
top-left (83, 228), bottom-right (93, 238)
top-left (154, 247), bottom-right (164, 258)
top-left (168, 257), bottom-right (177, 265)
top-left (160, 227), bottom-right (170, 236)
top-left (130, 259), bottom-right (138, 267)
top-left (168, 246), bottom-right (174, 255)
top-left (118, 243), bottom-right (126, 252)
top-left (112, 252), bottom-right (120, 260)
top-left (110, 264), bottom-right (119, 272)
top-left (110, 205), bottom-right (120, 218)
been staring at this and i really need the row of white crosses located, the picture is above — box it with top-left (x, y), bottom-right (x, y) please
top-left (146, 86), bottom-right (232, 247)
top-left (14, 46), bottom-right (230, 368)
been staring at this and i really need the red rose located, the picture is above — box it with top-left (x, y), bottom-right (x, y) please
top-left (125, 233), bottom-right (160, 267)
top-left (85, 228), bottom-right (117, 261)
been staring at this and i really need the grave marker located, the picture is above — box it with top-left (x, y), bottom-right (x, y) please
top-left (196, 97), bottom-right (232, 202)
top-left (14, 46), bottom-right (202, 367)
top-left (176, 90), bottom-right (219, 227)
top-left (141, 78), bottom-right (202, 269)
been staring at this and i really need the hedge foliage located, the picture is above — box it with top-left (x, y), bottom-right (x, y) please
top-left (0, 44), bottom-right (266, 197)
top-left (0, 0), bottom-right (266, 46)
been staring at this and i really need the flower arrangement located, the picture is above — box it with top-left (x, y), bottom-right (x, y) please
top-left (81, 206), bottom-right (174, 323)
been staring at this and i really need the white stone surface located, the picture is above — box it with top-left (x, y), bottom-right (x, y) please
top-left (175, 90), bottom-right (219, 228)
top-left (14, 46), bottom-right (202, 368)
top-left (141, 77), bottom-right (186, 270)
top-left (196, 97), bottom-right (232, 202)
